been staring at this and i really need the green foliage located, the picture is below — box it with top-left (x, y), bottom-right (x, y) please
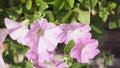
top-left (38, 0), bottom-right (48, 12)
top-left (70, 63), bottom-right (82, 68)
top-left (10, 61), bottom-right (34, 68)
top-left (3, 37), bottom-right (30, 67)
top-left (61, 10), bottom-right (74, 23)
top-left (100, 50), bottom-right (114, 66)
top-left (15, 5), bottom-right (23, 14)
top-left (89, 0), bottom-right (98, 9)
top-left (45, 11), bottom-right (54, 22)
top-left (76, 8), bottom-right (90, 24)
top-left (65, 0), bottom-right (74, 10)
top-left (104, 55), bottom-right (114, 66)
top-left (70, 63), bottom-right (94, 68)
top-left (109, 14), bottom-right (120, 29)
top-left (0, 0), bottom-right (119, 26)
top-left (109, 2), bottom-right (117, 9)
top-left (26, 0), bottom-right (32, 10)
top-left (64, 40), bottom-right (75, 55)
top-left (53, 0), bottom-right (65, 13)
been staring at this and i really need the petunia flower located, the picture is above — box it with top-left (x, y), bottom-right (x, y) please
top-left (70, 38), bottom-right (99, 63)
top-left (4, 18), bottom-right (29, 45)
top-left (58, 22), bottom-right (91, 43)
top-left (26, 18), bottom-right (61, 63)
top-left (0, 28), bottom-right (7, 47)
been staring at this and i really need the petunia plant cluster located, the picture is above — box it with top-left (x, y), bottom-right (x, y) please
top-left (0, 18), bottom-right (99, 68)
top-left (0, 0), bottom-right (117, 68)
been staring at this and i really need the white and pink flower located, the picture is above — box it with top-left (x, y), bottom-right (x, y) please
top-left (4, 18), bottom-right (29, 45)
top-left (70, 38), bottom-right (99, 63)
top-left (59, 22), bottom-right (91, 43)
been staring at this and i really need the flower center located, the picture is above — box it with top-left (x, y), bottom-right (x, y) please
top-left (37, 29), bottom-right (44, 36)
top-left (79, 44), bottom-right (85, 50)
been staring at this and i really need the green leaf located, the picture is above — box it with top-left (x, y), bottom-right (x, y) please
top-left (21, 46), bottom-right (29, 56)
top-left (65, 0), bottom-right (74, 10)
top-left (104, 55), bottom-right (114, 66)
top-left (33, 11), bottom-right (45, 20)
top-left (109, 22), bottom-right (119, 29)
top-left (8, 10), bottom-right (17, 20)
top-left (70, 63), bottom-right (88, 68)
top-left (77, 9), bottom-right (90, 24)
top-left (89, 0), bottom-right (98, 9)
top-left (25, 61), bottom-right (34, 68)
top-left (109, 14), bottom-right (120, 29)
top-left (26, 0), bottom-right (32, 10)
top-left (15, 5), bottom-right (22, 14)
top-left (35, 0), bottom-right (41, 6)
top-left (64, 40), bottom-right (75, 55)
top-left (70, 63), bottom-right (81, 68)
top-left (98, 1), bottom-right (109, 22)
top-left (38, 0), bottom-right (48, 12)
top-left (25, 13), bottom-right (33, 21)
top-left (91, 25), bottom-right (103, 34)
top-left (45, 11), bottom-right (54, 22)
top-left (61, 11), bottom-right (73, 23)
top-left (53, 0), bottom-right (65, 13)
top-left (99, 9), bottom-right (109, 22)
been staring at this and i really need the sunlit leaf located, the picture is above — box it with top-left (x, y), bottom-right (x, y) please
top-left (26, 0), bottom-right (32, 10)
top-left (90, 0), bottom-right (98, 9)
top-left (77, 9), bottom-right (90, 24)
top-left (65, 0), bottom-right (74, 10)
top-left (38, 0), bottom-right (48, 12)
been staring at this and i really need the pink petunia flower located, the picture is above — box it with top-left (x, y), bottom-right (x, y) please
top-left (4, 18), bottom-right (29, 45)
top-left (70, 38), bottom-right (99, 63)
top-left (26, 18), bottom-right (61, 63)
top-left (59, 22), bottom-right (91, 43)
top-left (0, 28), bottom-right (7, 47)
